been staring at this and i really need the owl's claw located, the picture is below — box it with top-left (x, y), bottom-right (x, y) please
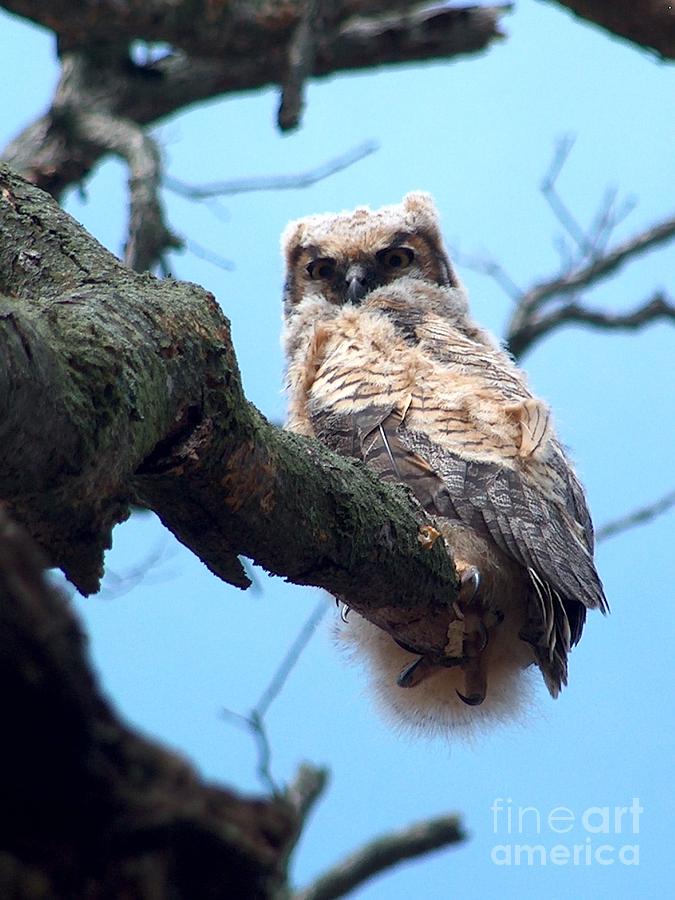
top-left (456, 689), bottom-right (485, 706)
top-left (455, 690), bottom-right (485, 706)
top-left (340, 603), bottom-right (351, 623)
top-left (457, 654), bottom-right (487, 705)
top-left (397, 655), bottom-right (436, 688)
top-left (459, 566), bottom-right (481, 603)
top-left (395, 564), bottom-right (493, 698)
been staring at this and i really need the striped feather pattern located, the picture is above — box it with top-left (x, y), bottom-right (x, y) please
top-left (285, 277), bottom-right (607, 701)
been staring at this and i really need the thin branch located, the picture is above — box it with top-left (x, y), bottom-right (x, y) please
top-left (293, 814), bottom-right (466, 900)
top-left (509, 291), bottom-right (675, 356)
top-left (164, 140), bottom-right (379, 199)
top-left (223, 601), bottom-right (328, 792)
top-left (584, 187), bottom-right (637, 262)
top-left (596, 489), bottom-right (675, 543)
top-left (541, 134), bottom-right (592, 257)
top-left (452, 246), bottom-right (524, 301)
top-left (257, 601), bottom-right (327, 717)
top-left (99, 535), bottom-right (176, 598)
top-left (183, 237), bottom-right (235, 271)
top-left (522, 214), bottom-right (675, 311)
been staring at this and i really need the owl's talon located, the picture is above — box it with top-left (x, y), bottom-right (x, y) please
top-left (472, 621), bottom-right (489, 654)
top-left (397, 655), bottom-right (435, 688)
top-left (340, 604), bottom-right (351, 623)
top-left (458, 566), bottom-right (481, 605)
top-left (456, 689), bottom-right (485, 706)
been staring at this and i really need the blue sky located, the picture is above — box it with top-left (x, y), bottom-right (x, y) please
top-left (2, 3), bottom-right (674, 897)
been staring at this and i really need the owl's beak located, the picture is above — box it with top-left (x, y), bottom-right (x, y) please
top-left (345, 264), bottom-right (374, 304)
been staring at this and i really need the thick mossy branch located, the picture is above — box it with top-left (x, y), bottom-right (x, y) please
top-left (0, 164), bottom-right (459, 656)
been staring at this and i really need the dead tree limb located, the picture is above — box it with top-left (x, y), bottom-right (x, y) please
top-left (2, 1), bottom-right (509, 199)
top-left (293, 814), bottom-right (466, 900)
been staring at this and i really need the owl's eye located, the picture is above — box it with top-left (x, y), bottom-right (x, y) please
top-left (307, 258), bottom-right (337, 280)
top-left (378, 246), bottom-right (415, 270)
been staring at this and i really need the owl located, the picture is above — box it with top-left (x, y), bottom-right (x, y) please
top-left (281, 193), bottom-right (608, 734)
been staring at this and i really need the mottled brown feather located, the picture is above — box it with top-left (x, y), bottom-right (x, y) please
top-left (282, 193), bottom-right (607, 732)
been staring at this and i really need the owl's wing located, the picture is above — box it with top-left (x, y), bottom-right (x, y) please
top-left (311, 399), bottom-right (607, 691)
top-left (313, 400), bottom-right (606, 615)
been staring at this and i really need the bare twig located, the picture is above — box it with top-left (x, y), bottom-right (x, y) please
top-left (164, 140), bottom-right (379, 199)
top-left (596, 489), bottom-right (675, 543)
top-left (541, 135), bottom-right (592, 257)
top-left (542, 137), bottom-right (639, 270)
top-left (520, 213), bottom-right (675, 313)
top-left (452, 246), bottom-right (523, 301)
top-left (584, 187), bottom-right (637, 262)
top-left (257, 601), bottom-right (327, 717)
top-left (223, 601), bottom-right (328, 792)
top-left (508, 291), bottom-right (675, 357)
top-left (99, 535), bottom-right (176, 598)
top-left (184, 238), bottom-right (235, 271)
top-left (293, 814), bottom-right (466, 900)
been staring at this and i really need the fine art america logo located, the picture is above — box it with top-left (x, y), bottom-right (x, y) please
top-left (490, 797), bottom-right (642, 866)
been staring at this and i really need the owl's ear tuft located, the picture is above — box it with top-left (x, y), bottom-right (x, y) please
top-left (281, 219), bottom-right (307, 260)
top-left (402, 191), bottom-right (441, 233)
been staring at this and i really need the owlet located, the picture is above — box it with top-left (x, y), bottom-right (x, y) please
top-left (281, 192), bottom-right (608, 734)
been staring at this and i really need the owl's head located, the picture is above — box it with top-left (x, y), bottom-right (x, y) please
top-left (281, 192), bottom-right (458, 313)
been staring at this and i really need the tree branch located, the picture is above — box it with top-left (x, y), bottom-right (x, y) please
top-left (541, 1), bottom-right (675, 60)
top-left (508, 291), bottom-right (675, 357)
top-left (0, 163), bottom-right (459, 660)
top-left (2, 2), bottom-right (508, 199)
top-left (293, 814), bottom-right (466, 900)
top-left (223, 602), bottom-right (328, 793)
top-left (65, 107), bottom-right (180, 271)
top-left (0, 505), bottom-right (298, 898)
top-left (278, 0), bottom-right (324, 131)
top-left (506, 208), bottom-right (675, 356)
top-left (164, 140), bottom-right (379, 199)
top-left (596, 489), bottom-right (675, 542)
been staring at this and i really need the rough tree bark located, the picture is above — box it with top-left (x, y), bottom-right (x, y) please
top-left (0, 162), bottom-right (460, 649)
top-left (0, 160), bottom-right (466, 898)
